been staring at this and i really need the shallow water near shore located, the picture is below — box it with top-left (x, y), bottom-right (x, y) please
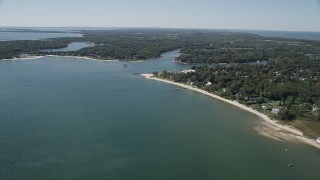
top-left (0, 51), bottom-right (320, 179)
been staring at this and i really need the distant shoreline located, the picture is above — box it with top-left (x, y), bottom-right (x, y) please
top-left (0, 56), bottom-right (44, 61)
top-left (0, 54), bottom-right (150, 62)
top-left (141, 73), bottom-right (320, 150)
top-left (0, 55), bottom-right (119, 62)
top-left (45, 55), bottom-right (118, 62)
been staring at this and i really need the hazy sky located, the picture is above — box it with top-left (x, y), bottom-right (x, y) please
top-left (0, 0), bottom-right (320, 31)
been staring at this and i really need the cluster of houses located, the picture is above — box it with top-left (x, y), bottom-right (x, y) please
top-left (262, 105), bottom-right (319, 115)
top-left (181, 69), bottom-right (196, 74)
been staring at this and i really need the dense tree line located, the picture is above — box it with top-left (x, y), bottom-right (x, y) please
top-left (58, 29), bottom-right (187, 60)
top-left (176, 33), bottom-right (320, 63)
top-left (0, 39), bottom-right (75, 59)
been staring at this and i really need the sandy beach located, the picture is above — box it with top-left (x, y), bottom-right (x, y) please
top-left (141, 73), bottom-right (320, 150)
top-left (45, 55), bottom-right (119, 62)
top-left (0, 56), bottom-right (44, 61)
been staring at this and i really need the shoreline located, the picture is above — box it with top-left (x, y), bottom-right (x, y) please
top-left (0, 55), bottom-right (119, 62)
top-left (173, 60), bottom-right (188, 64)
top-left (45, 55), bottom-right (119, 62)
top-left (0, 56), bottom-right (44, 61)
top-left (0, 54), bottom-right (148, 62)
top-left (141, 73), bottom-right (320, 150)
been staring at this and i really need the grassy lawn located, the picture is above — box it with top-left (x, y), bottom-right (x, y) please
top-left (267, 100), bottom-right (280, 107)
top-left (287, 120), bottom-right (320, 138)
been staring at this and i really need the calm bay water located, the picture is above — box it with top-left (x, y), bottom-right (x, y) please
top-left (1, 51), bottom-right (320, 180)
top-left (45, 42), bottom-right (94, 52)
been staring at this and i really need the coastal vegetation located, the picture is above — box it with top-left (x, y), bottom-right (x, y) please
top-left (176, 35), bottom-right (320, 63)
top-left (0, 39), bottom-right (74, 59)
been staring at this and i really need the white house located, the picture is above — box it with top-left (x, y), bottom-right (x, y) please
top-left (271, 108), bottom-right (280, 115)
top-left (312, 107), bottom-right (319, 112)
top-left (222, 88), bottom-right (227, 93)
top-left (181, 69), bottom-right (196, 74)
top-left (316, 137), bottom-right (320, 144)
top-left (206, 82), bottom-right (212, 86)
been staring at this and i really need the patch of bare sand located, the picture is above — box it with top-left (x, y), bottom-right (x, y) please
top-left (255, 122), bottom-right (301, 143)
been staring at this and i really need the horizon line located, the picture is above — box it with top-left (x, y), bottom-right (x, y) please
top-left (0, 26), bottom-right (320, 33)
